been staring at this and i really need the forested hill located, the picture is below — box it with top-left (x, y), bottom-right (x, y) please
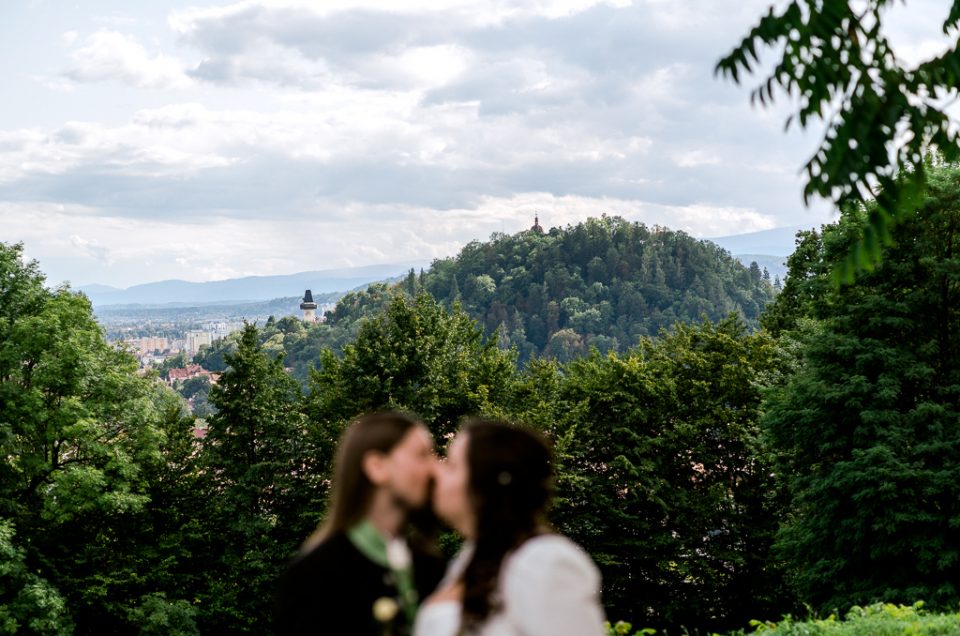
top-left (328, 215), bottom-right (776, 361)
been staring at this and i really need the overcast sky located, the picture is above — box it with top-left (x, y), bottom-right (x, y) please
top-left (1, 0), bottom-right (953, 288)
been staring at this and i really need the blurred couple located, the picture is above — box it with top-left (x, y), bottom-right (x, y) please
top-left (275, 411), bottom-right (606, 636)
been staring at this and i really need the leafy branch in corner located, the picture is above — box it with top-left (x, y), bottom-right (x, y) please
top-left (717, 0), bottom-right (960, 281)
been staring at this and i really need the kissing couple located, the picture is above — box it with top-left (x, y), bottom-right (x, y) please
top-left (275, 411), bottom-right (607, 636)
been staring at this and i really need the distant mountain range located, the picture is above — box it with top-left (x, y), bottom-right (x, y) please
top-left (707, 225), bottom-right (815, 280)
top-left (707, 224), bottom-right (813, 256)
top-left (79, 262), bottom-right (429, 307)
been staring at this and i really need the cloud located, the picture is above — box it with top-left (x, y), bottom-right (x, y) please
top-left (169, 1), bottom-right (651, 92)
top-left (0, 113), bottom-right (234, 188)
top-left (3, 0), bottom-right (848, 288)
top-left (70, 234), bottom-right (113, 264)
top-left (672, 150), bottom-right (721, 168)
top-left (2, 188), bottom-right (775, 289)
top-left (61, 30), bottom-right (192, 89)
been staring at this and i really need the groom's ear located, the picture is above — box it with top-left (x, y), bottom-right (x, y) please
top-left (362, 450), bottom-right (389, 486)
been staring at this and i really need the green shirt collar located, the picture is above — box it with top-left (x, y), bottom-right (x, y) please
top-left (347, 520), bottom-right (419, 624)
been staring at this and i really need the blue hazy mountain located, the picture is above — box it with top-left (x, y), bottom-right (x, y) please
top-left (706, 225), bottom-right (818, 280)
top-left (79, 262), bottom-right (428, 307)
top-left (706, 225), bottom-right (814, 257)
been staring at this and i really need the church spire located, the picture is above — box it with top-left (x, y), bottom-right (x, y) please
top-left (530, 214), bottom-right (544, 234)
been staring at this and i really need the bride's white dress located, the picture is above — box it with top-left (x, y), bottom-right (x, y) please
top-left (413, 534), bottom-right (606, 636)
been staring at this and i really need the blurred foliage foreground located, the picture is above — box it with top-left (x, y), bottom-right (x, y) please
top-left (609, 602), bottom-right (960, 635)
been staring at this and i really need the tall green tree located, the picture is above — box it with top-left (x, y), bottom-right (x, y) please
top-left (0, 242), bottom-right (200, 634)
top-left (308, 291), bottom-right (517, 440)
top-left (762, 163), bottom-right (960, 612)
top-left (547, 318), bottom-right (792, 633)
top-left (196, 324), bottom-right (320, 634)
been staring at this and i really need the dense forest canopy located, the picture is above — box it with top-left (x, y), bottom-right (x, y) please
top-left (418, 215), bottom-right (775, 361)
top-left (195, 215), bottom-right (777, 378)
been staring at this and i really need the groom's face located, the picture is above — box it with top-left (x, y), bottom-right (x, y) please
top-left (379, 426), bottom-right (436, 510)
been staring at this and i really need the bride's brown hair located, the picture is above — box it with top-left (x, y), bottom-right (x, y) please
top-left (458, 418), bottom-right (554, 632)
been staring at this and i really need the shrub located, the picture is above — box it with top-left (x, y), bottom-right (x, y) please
top-left (730, 602), bottom-right (960, 635)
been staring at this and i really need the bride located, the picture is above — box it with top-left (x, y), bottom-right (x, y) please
top-left (414, 419), bottom-right (606, 636)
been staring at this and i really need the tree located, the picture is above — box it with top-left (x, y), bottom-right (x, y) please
top-left (157, 351), bottom-right (191, 378)
top-left (0, 520), bottom-right (72, 635)
top-left (0, 242), bottom-right (200, 633)
top-left (127, 593), bottom-right (199, 636)
top-left (406, 268), bottom-right (417, 296)
top-left (759, 229), bottom-right (828, 337)
top-left (308, 291), bottom-right (516, 441)
top-left (762, 163), bottom-right (960, 613)
top-left (196, 323), bottom-right (320, 633)
top-left (548, 318), bottom-right (792, 633)
top-left (411, 216), bottom-right (775, 362)
top-left (718, 1), bottom-right (960, 276)
top-left (178, 375), bottom-right (210, 401)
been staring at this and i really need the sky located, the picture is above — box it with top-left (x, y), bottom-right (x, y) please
top-left (0, 0), bottom-right (954, 288)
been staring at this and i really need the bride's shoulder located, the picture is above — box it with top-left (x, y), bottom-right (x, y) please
top-left (503, 534), bottom-right (599, 584)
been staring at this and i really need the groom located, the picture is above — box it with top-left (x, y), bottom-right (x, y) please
top-left (275, 411), bottom-right (445, 636)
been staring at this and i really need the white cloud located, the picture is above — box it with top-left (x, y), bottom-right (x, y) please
top-left (169, 0), bottom-right (631, 33)
top-left (2, 0), bottom-right (863, 288)
top-left (463, 192), bottom-right (775, 237)
top-left (882, 0), bottom-right (956, 67)
top-left (374, 45), bottom-right (472, 89)
top-left (672, 150), bottom-right (721, 168)
top-left (2, 189), bottom-right (775, 288)
top-left (0, 114), bottom-right (234, 184)
top-left (70, 234), bottom-right (113, 264)
top-left (61, 30), bottom-right (193, 89)
top-left (658, 202), bottom-right (775, 237)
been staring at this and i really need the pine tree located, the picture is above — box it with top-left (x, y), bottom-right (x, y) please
top-left (406, 268), bottom-right (417, 296)
top-left (197, 324), bottom-right (318, 633)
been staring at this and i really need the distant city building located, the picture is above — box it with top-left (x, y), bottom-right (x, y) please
top-left (186, 331), bottom-right (213, 355)
top-left (209, 321), bottom-right (241, 338)
top-left (139, 353), bottom-right (167, 367)
top-left (118, 336), bottom-right (170, 356)
top-left (300, 289), bottom-right (318, 323)
top-left (167, 364), bottom-right (204, 383)
top-left (166, 364), bottom-right (219, 386)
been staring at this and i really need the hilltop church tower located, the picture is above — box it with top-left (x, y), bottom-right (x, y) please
top-left (530, 214), bottom-right (544, 234)
top-left (300, 289), bottom-right (318, 323)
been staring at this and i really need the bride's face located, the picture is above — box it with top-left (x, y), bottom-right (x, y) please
top-left (433, 432), bottom-right (476, 538)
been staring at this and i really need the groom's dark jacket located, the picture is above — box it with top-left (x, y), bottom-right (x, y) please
top-left (274, 532), bottom-right (445, 636)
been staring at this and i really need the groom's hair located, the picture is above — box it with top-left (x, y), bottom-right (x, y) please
top-left (301, 410), bottom-right (423, 552)
top-left (459, 418), bottom-right (554, 630)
